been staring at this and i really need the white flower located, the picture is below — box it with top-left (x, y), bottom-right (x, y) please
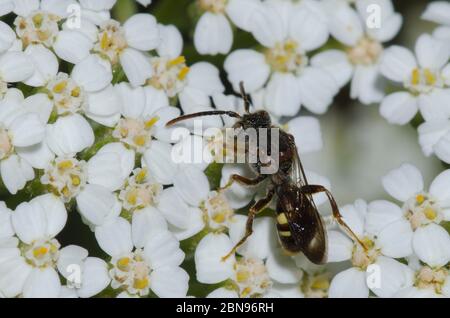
top-left (381, 163), bottom-right (450, 267)
top-left (40, 142), bottom-right (134, 226)
top-left (25, 45), bottom-right (120, 130)
top-left (195, 223), bottom-right (273, 298)
top-left (379, 34), bottom-right (450, 124)
top-left (0, 0), bottom-right (14, 17)
top-left (418, 120), bottom-right (450, 163)
top-left (112, 82), bottom-right (179, 153)
top-left (422, 1), bottom-right (450, 42)
top-left (13, 0), bottom-right (96, 64)
top-left (394, 257), bottom-right (450, 298)
top-left (156, 24), bottom-right (183, 59)
top-left (158, 165), bottom-right (235, 240)
top-left (0, 91), bottom-right (49, 194)
top-left (0, 194), bottom-right (109, 298)
top-left (0, 20), bottom-right (18, 54)
top-left (196, 217), bottom-right (320, 298)
top-left (193, 0), bottom-right (259, 55)
top-left (95, 217), bottom-right (189, 297)
top-left (328, 199), bottom-right (414, 298)
top-left (0, 49), bottom-right (35, 98)
top-left (318, 0), bottom-right (402, 105)
top-left (78, 0), bottom-right (117, 25)
top-left (94, 14), bottom-right (160, 86)
top-left (224, 0), bottom-right (338, 116)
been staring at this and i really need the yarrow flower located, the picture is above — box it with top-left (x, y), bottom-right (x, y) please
top-left (327, 199), bottom-right (413, 298)
top-left (318, 0), bottom-right (402, 105)
top-left (381, 163), bottom-right (450, 267)
top-left (193, 0), bottom-right (259, 56)
top-left (422, 1), bottom-right (450, 42)
top-left (0, 194), bottom-right (109, 298)
top-left (95, 217), bottom-right (189, 297)
top-left (379, 34), bottom-right (450, 125)
top-left (0, 90), bottom-right (47, 194)
top-left (224, 0), bottom-right (339, 117)
top-left (0, 0), bottom-right (448, 300)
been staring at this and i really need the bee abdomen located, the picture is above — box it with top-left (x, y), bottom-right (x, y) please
top-left (276, 212), bottom-right (290, 233)
top-left (276, 211), bottom-right (301, 253)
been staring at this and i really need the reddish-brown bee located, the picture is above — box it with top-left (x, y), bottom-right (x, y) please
top-left (167, 83), bottom-right (364, 264)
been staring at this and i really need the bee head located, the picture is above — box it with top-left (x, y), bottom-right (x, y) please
top-left (240, 110), bottom-right (272, 129)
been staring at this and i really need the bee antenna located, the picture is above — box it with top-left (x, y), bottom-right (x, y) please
top-left (166, 110), bottom-right (241, 127)
top-left (239, 81), bottom-right (252, 114)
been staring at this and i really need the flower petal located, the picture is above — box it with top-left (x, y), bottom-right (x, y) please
top-left (150, 266), bottom-right (189, 298)
top-left (9, 113), bottom-right (45, 147)
top-left (173, 166), bottom-right (209, 207)
top-left (0, 154), bottom-right (34, 195)
top-left (157, 187), bottom-right (190, 229)
top-left (124, 13), bottom-right (160, 51)
top-left (379, 46), bottom-right (417, 82)
top-left (71, 54), bottom-right (112, 92)
top-left (119, 48), bottom-right (152, 87)
top-left (382, 163), bottom-right (424, 202)
top-left (156, 24), bottom-right (183, 59)
top-left (131, 207), bottom-right (168, 249)
top-left (23, 267), bottom-right (61, 298)
top-left (54, 30), bottom-right (93, 64)
top-left (365, 200), bottom-right (403, 236)
top-left (23, 44), bottom-right (58, 87)
top-left (143, 230), bottom-right (185, 269)
top-left (412, 224), bottom-right (450, 267)
top-left (76, 184), bottom-right (121, 227)
top-left (415, 33), bottom-right (450, 70)
top-left (377, 219), bottom-right (413, 258)
top-left (369, 256), bottom-right (414, 298)
top-left (350, 65), bottom-right (385, 105)
top-left (195, 233), bottom-right (235, 284)
top-left (310, 50), bottom-right (353, 88)
top-left (286, 116), bottom-right (322, 154)
top-left (265, 73), bottom-right (302, 117)
top-left (194, 12), bottom-right (232, 55)
top-left (224, 49), bottom-right (270, 92)
top-left (142, 141), bottom-right (177, 185)
top-left (380, 92), bottom-right (418, 125)
top-left (417, 120), bottom-right (450, 157)
top-left (298, 67), bottom-right (338, 114)
top-left (0, 51), bottom-right (34, 83)
top-left (249, 3), bottom-right (285, 47)
top-left (326, 230), bottom-right (353, 262)
top-left (289, 6), bottom-right (328, 51)
top-left (46, 114), bottom-right (95, 156)
top-left (77, 257), bottom-right (110, 298)
top-left (329, 267), bottom-right (369, 298)
top-left (95, 217), bottom-right (133, 257)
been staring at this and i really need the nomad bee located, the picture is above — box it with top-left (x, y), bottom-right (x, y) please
top-left (167, 83), bottom-right (364, 264)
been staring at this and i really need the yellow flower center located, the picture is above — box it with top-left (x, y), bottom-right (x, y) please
top-left (41, 158), bottom-right (87, 203)
top-left (265, 40), bottom-right (307, 74)
top-left (198, 0), bottom-right (227, 13)
top-left (347, 37), bottom-right (383, 65)
top-left (406, 68), bottom-right (443, 94)
top-left (147, 56), bottom-right (190, 97)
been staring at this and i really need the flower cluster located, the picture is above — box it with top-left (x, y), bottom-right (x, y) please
top-left (0, 0), bottom-right (449, 298)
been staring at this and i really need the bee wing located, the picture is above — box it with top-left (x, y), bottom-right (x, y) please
top-left (280, 146), bottom-right (327, 264)
top-left (278, 188), bottom-right (328, 264)
top-left (291, 147), bottom-right (308, 186)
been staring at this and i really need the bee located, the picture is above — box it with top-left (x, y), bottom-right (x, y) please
top-left (166, 83), bottom-right (365, 264)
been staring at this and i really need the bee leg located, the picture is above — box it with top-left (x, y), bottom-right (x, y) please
top-left (239, 81), bottom-right (251, 113)
top-left (222, 188), bottom-right (275, 261)
top-left (299, 185), bottom-right (368, 251)
top-left (218, 174), bottom-right (266, 191)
